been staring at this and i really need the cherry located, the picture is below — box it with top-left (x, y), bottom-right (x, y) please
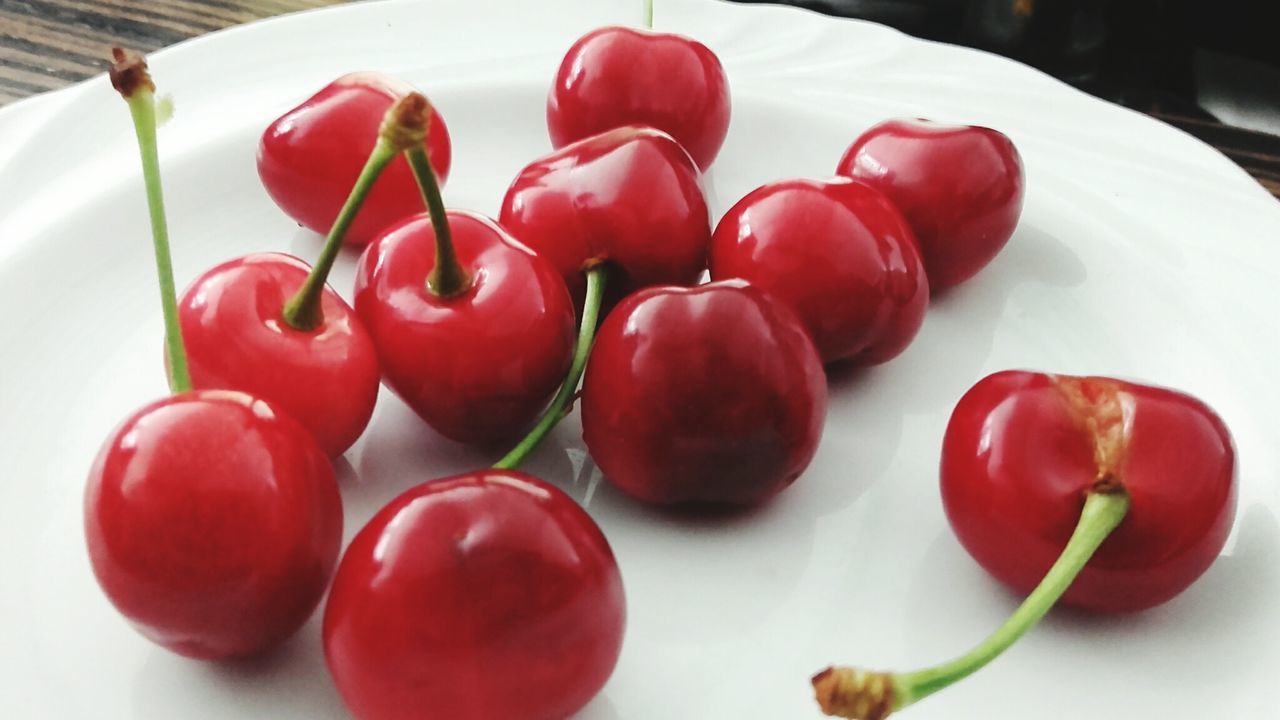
top-left (258, 72), bottom-right (452, 246)
top-left (499, 125), bottom-right (710, 305)
top-left (813, 370), bottom-right (1235, 718)
top-left (178, 253), bottom-right (378, 458)
top-left (86, 390), bottom-right (343, 659)
top-left (323, 469), bottom-right (625, 720)
top-left (85, 50), bottom-right (342, 660)
top-left (709, 177), bottom-right (928, 365)
top-left (941, 371), bottom-right (1235, 613)
top-left (836, 119), bottom-right (1024, 290)
top-left (581, 280), bottom-right (826, 506)
top-left (355, 211), bottom-right (575, 443)
top-left (354, 95), bottom-right (575, 444)
top-left (547, 25), bottom-right (730, 170)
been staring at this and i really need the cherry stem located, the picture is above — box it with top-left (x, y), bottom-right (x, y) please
top-left (110, 48), bottom-right (191, 394)
top-left (812, 488), bottom-right (1132, 719)
top-left (396, 111), bottom-right (470, 297)
top-left (281, 137), bottom-right (398, 330)
top-left (492, 265), bottom-right (608, 470)
top-left (644, 0), bottom-right (654, 28)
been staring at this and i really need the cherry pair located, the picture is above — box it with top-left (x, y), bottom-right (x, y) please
top-left (179, 72), bottom-right (457, 459)
top-left (503, 131), bottom-right (827, 508)
top-left (190, 73), bottom-right (571, 454)
top-left (708, 116), bottom-right (1025, 371)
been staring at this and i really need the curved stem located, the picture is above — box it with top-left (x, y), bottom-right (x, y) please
top-left (493, 265), bottom-right (608, 470)
top-left (111, 48), bottom-right (191, 394)
top-left (282, 137), bottom-right (398, 330)
top-left (644, 0), bottom-right (654, 28)
top-left (813, 489), bottom-right (1131, 719)
top-left (403, 144), bottom-right (470, 298)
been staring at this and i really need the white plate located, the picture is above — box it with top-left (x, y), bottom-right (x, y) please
top-left (3, 0), bottom-right (1279, 717)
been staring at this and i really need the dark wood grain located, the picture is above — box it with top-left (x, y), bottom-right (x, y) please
top-left (2, 0), bottom-right (1277, 199)
top-left (1150, 110), bottom-right (1280, 198)
top-left (0, 0), bottom-right (344, 104)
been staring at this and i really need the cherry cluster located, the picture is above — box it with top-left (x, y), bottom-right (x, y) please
top-left (84, 14), bottom-right (1238, 720)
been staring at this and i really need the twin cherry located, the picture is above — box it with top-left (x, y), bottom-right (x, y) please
top-left (86, 15), bottom-right (1226, 720)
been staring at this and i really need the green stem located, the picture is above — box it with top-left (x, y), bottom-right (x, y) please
top-left (282, 137), bottom-right (398, 330)
top-left (493, 265), bottom-right (608, 470)
top-left (112, 49), bottom-right (191, 394)
top-left (404, 144), bottom-right (470, 298)
top-left (644, 0), bottom-right (654, 28)
top-left (813, 489), bottom-right (1131, 719)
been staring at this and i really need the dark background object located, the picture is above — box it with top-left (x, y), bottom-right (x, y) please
top-left (731, 0), bottom-right (1280, 197)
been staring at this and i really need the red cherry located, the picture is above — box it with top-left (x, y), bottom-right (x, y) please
top-left (812, 371), bottom-right (1235, 716)
top-left (581, 280), bottom-right (826, 506)
top-left (500, 125), bottom-right (710, 304)
top-left (85, 390), bottom-right (343, 660)
top-left (836, 119), bottom-right (1024, 290)
top-left (177, 252), bottom-right (379, 458)
top-left (710, 177), bottom-right (928, 365)
top-left (324, 469), bottom-right (625, 720)
top-left (547, 27), bottom-right (731, 170)
top-left (258, 72), bottom-right (452, 246)
top-left (942, 370), bottom-right (1236, 613)
top-left (354, 210), bottom-right (575, 444)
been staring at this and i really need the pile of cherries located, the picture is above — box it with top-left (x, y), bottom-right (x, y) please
top-left (85, 11), bottom-right (1237, 720)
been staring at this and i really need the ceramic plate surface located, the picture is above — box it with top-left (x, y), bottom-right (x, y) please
top-left (2, 0), bottom-right (1279, 717)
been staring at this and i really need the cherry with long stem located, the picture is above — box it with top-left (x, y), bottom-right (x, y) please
top-left (399, 94), bottom-right (603, 460)
top-left (111, 48), bottom-right (190, 392)
top-left (493, 264), bottom-right (607, 470)
top-left (178, 98), bottom-right (406, 457)
top-left (812, 487), bottom-right (1131, 719)
top-left (354, 93), bottom-right (576, 444)
top-left (387, 97), bottom-right (607, 466)
top-left (89, 49), bottom-right (341, 660)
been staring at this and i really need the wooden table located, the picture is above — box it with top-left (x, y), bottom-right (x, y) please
top-left (3, 0), bottom-right (1278, 198)
top-left (0, 0), bottom-right (344, 103)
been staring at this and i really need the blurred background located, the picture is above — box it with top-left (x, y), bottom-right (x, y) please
top-left (730, 0), bottom-right (1280, 195)
top-left (2, 0), bottom-right (1276, 195)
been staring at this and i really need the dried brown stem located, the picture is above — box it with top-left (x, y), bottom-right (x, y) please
top-left (812, 666), bottom-right (896, 720)
top-left (108, 47), bottom-right (154, 98)
top-left (379, 91), bottom-right (430, 152)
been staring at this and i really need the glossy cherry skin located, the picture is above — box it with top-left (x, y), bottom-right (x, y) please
top-left (177, 252), bottom-right (379, 458)
top-left (836, 118), bottom-right (1024, 290)
top-left (710, 178), bottom-right (928, 365)
top-left (258, 72), bottom-right (452, 246)
top-left (582, 280), bottom-right (826, 506)
top-left (354, 211), bottom-right (575, 444)
top-left (942, 370), bottom-right (1236, 613)
top-left (324, 469), bottom-right (625, 720)
top-left (548, 26), bottom-right (730, 170)
top-left (500, 125), bottom-right (710, 305)
top-left (84, 390), bottom-right (343, 659)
